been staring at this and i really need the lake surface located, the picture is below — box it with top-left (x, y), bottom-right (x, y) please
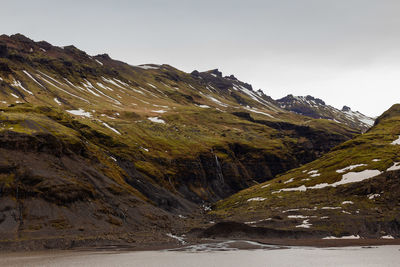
top-left (1, 243), bottom-right (399, 267)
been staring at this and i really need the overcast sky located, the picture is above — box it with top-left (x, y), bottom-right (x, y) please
top-left (1, 0), bottom-right (399, 116)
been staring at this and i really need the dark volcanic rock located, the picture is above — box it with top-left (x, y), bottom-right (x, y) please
top-left (199, 221), bottom-right (327, 239)
top-left (342, 105), bottom-right (351, 112)
top-left (0, 44), bottom-right (8, 58)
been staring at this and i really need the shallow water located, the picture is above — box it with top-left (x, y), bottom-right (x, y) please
top-left (1, 244), bottom-right (400, 267)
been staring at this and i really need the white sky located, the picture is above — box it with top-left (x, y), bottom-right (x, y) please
top-left (1, 0), bottom-right (399, 116)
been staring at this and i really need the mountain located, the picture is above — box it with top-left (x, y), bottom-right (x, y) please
top-left (276, 94), bottom-right (374, 132)
top-left (0, 34), bottom-right (360, 249)
top-left (211, 104), bottom-right (400, 239)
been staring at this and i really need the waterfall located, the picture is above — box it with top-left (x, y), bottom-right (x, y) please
top-left (214, 154), bottom-right (225, 184)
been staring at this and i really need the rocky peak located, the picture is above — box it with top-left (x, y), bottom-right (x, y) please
top-left (277, 94), bottom-right (296, 102)
top-left (190, 70), bottom-right (200, 77)
top-left (36, 41), bottom-right (53, 51)
top-left (305, 95), bottom-right (325, 105)
top-left (342, 105), bottom-right (351, 112)
top-left (95, 53), bottom-right (112, 60)
top-left (225, 74), bottom-right (238, 81)
top-left (9, 33), bottom-right (34, 43)
top-left (208, 68), bottom-right (223, 77)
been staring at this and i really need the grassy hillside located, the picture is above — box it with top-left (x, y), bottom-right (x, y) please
top-left (0, 34), bottom-right (361, 248)
top-left (212, 104), bottom-right (400, 238)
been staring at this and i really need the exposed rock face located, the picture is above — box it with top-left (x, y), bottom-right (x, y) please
top-left (0, 44), bottom-right (8, 57)
top-left (199, 221), bottom-right (327, 239)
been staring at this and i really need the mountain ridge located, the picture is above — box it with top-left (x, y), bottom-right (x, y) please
top-left (0, 33), bottom-right (381, 249)
top-left (276, 94), bottom-right (374, 132)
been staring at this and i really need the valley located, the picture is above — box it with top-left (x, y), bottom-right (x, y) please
top-left (0, 34), bottom-right (397, 250)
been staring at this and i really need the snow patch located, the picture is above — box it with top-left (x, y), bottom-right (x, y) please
top-left (391, 136), bottom-right (400, 145)
top-left (207, 95), bottom-right (228, 107)
top-left (82, 79), bottom-right (121, 105)
top-left (336, 169), bottom-right (382, 185)
top-left (247, 197), bottom-right (267, 202)
top-left (23, 70), bottom-right (45, 88)
top-left (276, 169), bottom-right (381, 193)
top-left (148, 117), bottom-right (165, 124)
top-left (100, 114), bottom-right (116, 120)
top-left (282, 209), bottom-right (300, 213)
top-left (96, 82), bottom-right (113, 91)
top-left (101, 77), bottom-right (127, 90)
top-left (54, 98), bottom-right (61, 105)
top-left (94, 59), bottom-right (103, 66)
top-left (152, 104), bottom-right (169, 108)
top-left (296, 219), bottom-right (312, 228)
top-left (336, 164), bottom-right (367, 173)
top-left (387, 162), bottom-right (400, 171)
top-left (244, 218), bottom-right (272, 225)
top-left (166, 233), bottom-right (186, 245)
top-left (136, 64), bottom-right (160, 70)
top-left (12, 79), bottom-right (33, 95)
top-left (67, 109), bottom-right (92, 118)
top-left (195, 104), bottom-right (210, 108)
top-left (368, 193), bottom-right (380, 200)
top-left (82, 80), bottom-right (100, 96)
top-left (37, 71), bottom-right (64, 86)
top-left (342, 201), bottom-right (354, 205)
top-left (288, 215), bottom-right (308, 219)
top-left (323, 235), bottom-right (360, 239)
top-left (147, 83), bottom-right (157, 89)
top-left (244, 107), bottom-right (275, 118)
top-left (152, 110), bottom-right (167, 113)
top-left (272, 185), bottom-right (307, 194)
top-left (284, 178), bottom-right (294, 184)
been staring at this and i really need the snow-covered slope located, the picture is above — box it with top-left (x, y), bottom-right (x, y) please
top-left (276, 95), bottom-right (374, 132)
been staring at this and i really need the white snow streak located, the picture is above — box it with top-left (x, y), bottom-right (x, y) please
top-left (102, 122), bottom-right (121, 135)
top-left (148, 117), bottom-right (165, 124)
top-left (247, 197), bottom-right (267, 202)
